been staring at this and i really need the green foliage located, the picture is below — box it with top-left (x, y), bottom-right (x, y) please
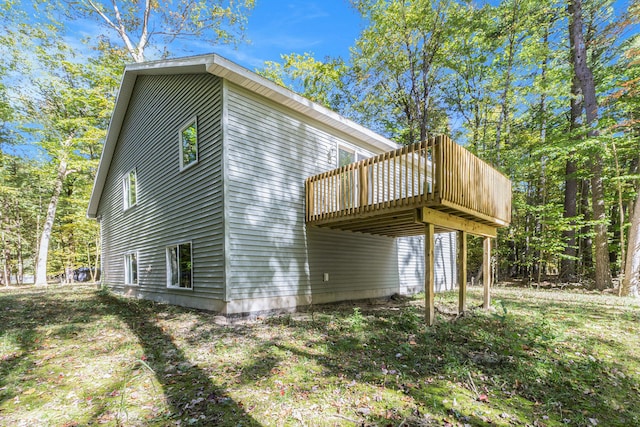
top-left (260, 53), bottom-right (348, 112)
top-left (492, 299), bottom-right (508, 323)
top-left (349, 0), bottom-right (454, 144)
top-left (345, 306), bottom-right (365, 331)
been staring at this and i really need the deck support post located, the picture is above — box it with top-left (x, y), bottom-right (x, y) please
top-left (458, 230), bottom-right (467, 315)
top-left (425, 223), bottom-right (435, 326)
top-left (483, 236), bottom-right (491, 310)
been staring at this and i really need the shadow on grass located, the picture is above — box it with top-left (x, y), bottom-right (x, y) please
top-left (0, 287), bottom-right (102, 408)
top-left (0, 286), bottom-right (261, 426)
top-left (95, 292), bottom-right (262, 426)
top-left (222, 296), bottom-right (640, 426)
top-left (2, 286), bottom-right (638, 426)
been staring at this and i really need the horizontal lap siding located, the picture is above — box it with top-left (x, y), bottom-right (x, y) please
top-left (225, 83), bottom-right (400, 301)
top-left (397, 236), bottom-right (424, 294)
top-left (397, 233), bottom-right (457, 293)
top-left (306, 228), bottom-right (399, 296)
top-left (434, 232), bottom-right (457, 291)
top-left (97, 74), bottom-right (225, 302)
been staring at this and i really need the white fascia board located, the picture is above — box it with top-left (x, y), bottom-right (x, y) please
top-left (86, 71), bottom-right (135, 218)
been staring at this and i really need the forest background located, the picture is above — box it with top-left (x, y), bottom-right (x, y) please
top-left (0, 0), bottom-right (639, 296)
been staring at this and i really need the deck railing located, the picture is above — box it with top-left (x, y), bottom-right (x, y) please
top-left (305, 135), bottom-right (512, 227)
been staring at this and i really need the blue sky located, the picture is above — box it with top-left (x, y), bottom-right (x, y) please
top-left (60, 0), bottom-right (636, 72)
top-left (216, 0), bottom-right (364, 69)
top-left (62, 0), bottom-right (365, 70)
top-left (13, 0), bottom-right (638, 71)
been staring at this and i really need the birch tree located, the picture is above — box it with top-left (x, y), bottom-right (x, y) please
top-left (57, 0), bottom-right (255, 63)
top-left (620, 2), bottom-right (640, 297)
top-left (20, 38), bottom-right (121, 285)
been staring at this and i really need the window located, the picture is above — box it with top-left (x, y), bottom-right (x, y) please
top-left (180, 118), bottom-right (198, 169)
top-left (123, 169), bottom-right (137, 210)
top-left (167, 242), bottom-right (193, 289)
top-left (124, 252), bottom-right (138, 285)
top-left (338, 145), bottom-right (356, 167)
top-left (338, 145), bottom-right (357, 209)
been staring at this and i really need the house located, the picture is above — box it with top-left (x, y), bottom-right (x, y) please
top-left (87, 54), bottom-right (511, 320)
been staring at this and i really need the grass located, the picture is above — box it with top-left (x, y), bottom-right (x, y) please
top-left (0, 284), bottom-right (639, 426)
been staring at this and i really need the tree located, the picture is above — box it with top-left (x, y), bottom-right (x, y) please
top-left (260, 53), bottom-right (348, 112)
top-left (619, 0), bottom-right (640, 297)
top-left (57, 0), bottom-right (255, 63)
top-left (1, 0), bottom-right (255, 285)
top-left (15, 36), bottom-right (122, 285)
top-left (569, 0), bottom-right (613, 290)
top-left (349, 0), bottom-right (452, 144)
top-left (440, 3), bottom-right (495, 150)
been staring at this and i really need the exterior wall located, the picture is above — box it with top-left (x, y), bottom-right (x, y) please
top-left (434, 232), bottom-right (458, 291)
top-left (96, 71), bottom-right (460, 315)
top-left (223, 81), bottom-right (458, 313)
top-left (397, 232), bottom-right (458, 294)
top-left (96, 73), bottom-right (226, 311)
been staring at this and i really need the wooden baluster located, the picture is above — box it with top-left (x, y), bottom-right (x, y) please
top-left (359, 163), bottom-right (368, 212)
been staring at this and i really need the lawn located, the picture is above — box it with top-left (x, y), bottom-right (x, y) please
top-left (0, 284), bottom-right (638, 426)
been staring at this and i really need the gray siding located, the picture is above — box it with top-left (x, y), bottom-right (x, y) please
top-left (397, 236), bottom-right (424, 294)
top-left (97, 71), bottom-right (460, 314)
top-left (398, 232), bottom-right (458, 294)
top-left (96, 74), bottom-right (226, 307)
top-left (224, 82), bottom-right (402, 303)
top-left (434, 232), bottom-right (457, 291)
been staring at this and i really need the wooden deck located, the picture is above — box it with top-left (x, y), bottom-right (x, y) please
top-left (305, 135), bottom-right (512, 238)
top-left (305, 135), bottom-right (512, 326)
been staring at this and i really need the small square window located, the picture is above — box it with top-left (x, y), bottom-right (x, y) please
top-left (123, 169), bottom-right (137, 210)
top-left (124, 252), bottom-right (138, 285)
top-left (180, 118), bottom-right (198, 170)
top-left (167, 242), bottom-right (192, 289)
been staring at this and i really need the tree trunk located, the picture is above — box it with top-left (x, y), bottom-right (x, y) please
top-left (612, 143), bottom-right (626, 280)
top-left (34, 154), bottom-right (68, 286)
top-left (537, 26), bottom-right (550, 284)
top-left (621, 193), bottom-right (640, 297)
top-left (579, 179), bottom-right (592, 276)
top-left (16, 220), bottom-right (23, 285)
top-left (562, 159), bottom-right (578, 279)
top-left (1, 230), bottom-right (9, 287)
top-left (569, 0), bottom-right (612, 290)
top-left (494, 0), bottom-right (519, 166)
top-left (561, 58), bottom-right (582, 280)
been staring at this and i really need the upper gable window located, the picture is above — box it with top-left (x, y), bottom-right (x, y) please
top-left (180, 118), bottom-right (198, 170)
top-left (123, 169), bottom-right (137, 210)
